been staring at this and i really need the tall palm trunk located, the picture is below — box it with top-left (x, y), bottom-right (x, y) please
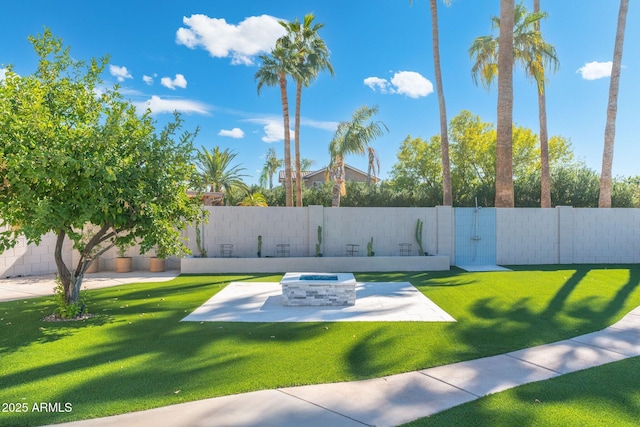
top-left (279, 73), bottom-right (293, 207)
top-left (599, 0), bottom-right (628, 208)
top-left (331, 155), bottom-right (345, 207)
top-left (430, 0), bottom-right (452, 206)
top-left (535, 0), bottom-right (551, 208)
top-left (495, 0), bottom-right (515, 208)
top-left (294, 80), bottom-right (303, 207)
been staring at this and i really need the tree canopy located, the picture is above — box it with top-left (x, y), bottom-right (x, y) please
top-left (387, 110), bottom-right (628, 207)
top-left (0, 30), bottom-right (203, 305)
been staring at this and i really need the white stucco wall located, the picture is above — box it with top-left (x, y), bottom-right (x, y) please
top-left (2, 206), bottom-right (638, 278)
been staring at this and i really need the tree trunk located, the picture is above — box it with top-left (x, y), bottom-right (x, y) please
top-left (295, 80), bottom-right (303, 207)
top-left (279, 73), bottom-right (293, 207)
top-left (538, 85), bottom-right (551, 208)
top-left (54, 230), bottom-right (89, 304)
top-left (54, 230), bottom-right (73, 302)
top-left (495, 0), bottom-right (515, 208)
top-left (55, 225), bottom-right (114, 304)
top-left (430, 0), bottom-right (453, 207)
top-left (331, 155), bottom-right (344, 207)
top-left (535, 0), bottom-right (552, 208)
top-left (599, 0), bottom-right (628, 208)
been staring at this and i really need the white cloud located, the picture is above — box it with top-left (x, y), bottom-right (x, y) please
top-left (0, 68), bottom-right (7, 81)
top-left (247, 118), bottom-right (295, 143)
top-left (161, 74), bottom-right (187, 90)
top-left (364, 77), bottom-right (391, 93)
top-left (218, 128), bottom-right (245, 138)
top-left (143, 75), bottom-right (154, 85)
top-left (135, 95), bottom-right (209, 115)
top-left (110, 65), bottom-right (132, 82)
top-left (391, 71), bottom-right (433, 98)
top-left (300, 117), bottom-right (339, 132)
top-left (577, 61), bottom-right (613, 80)
top-left (176, 14), bottom-right (287, 65)
top-left (262, 121), bottom-right (290, 143)
top-left (365, 71), bottom-right (433, 98)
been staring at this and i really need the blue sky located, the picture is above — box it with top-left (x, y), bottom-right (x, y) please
top-left (1, 1), bottom-right (638, 185)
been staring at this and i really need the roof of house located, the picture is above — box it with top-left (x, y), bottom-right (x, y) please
top-left (186, 191), bottom-right (225, 206)
top-left (278, 164), bottom-right (380, 183)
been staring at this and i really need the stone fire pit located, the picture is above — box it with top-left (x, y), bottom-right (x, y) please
top-left (280, 272), bottom-right (356, 306)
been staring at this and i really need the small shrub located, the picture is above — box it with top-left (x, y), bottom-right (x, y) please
top-left (52, 278), bottom-right (88, 319)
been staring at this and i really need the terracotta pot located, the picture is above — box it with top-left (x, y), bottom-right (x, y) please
top-left (149, 257), bottom-right (165, 272)
top-left (85, 258), bottom-right (99, 273)
top-left (115, 257), bottom-right (132, 273)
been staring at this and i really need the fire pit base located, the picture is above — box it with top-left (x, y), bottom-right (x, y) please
top-left (280, 272), bottom-right (356, 306)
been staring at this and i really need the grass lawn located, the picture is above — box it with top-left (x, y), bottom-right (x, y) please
top-left (402, 356), bottom-right (640, 427)
top-left (0, 265), bottom-right (639, 426)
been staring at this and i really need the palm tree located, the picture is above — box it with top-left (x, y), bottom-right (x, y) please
top-left (280, 14), bottom-right (334, 207)
top-left (470, 1), bottom-right (558, 207)
top-left (329, 105), bottom-right (388, 207)
top-left (259, 147), bottom-right (282, 189)
top-left (196, 146), bottom-right (248, 198)
top-left (237, 192), bottom-right (268, 207)
top-left (410, 0), bottom-right (453, 206)
top-left (299, 158), bottom-right (315, 172)
top-left (367, 146), bottom-right (380, 185)
top-left (534, 0), bottom-right (556, 208)
top-left (255, 44), bottom-right (295, 207)
top-left (496, 0), bottom-right (515, 207)
top-left (599, 0), bottom-right (629, 208)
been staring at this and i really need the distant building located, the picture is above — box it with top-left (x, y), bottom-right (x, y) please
top-left (278, 164), bottom-right (380, 188)
top-left (186, 191), bottom-right (225, 206)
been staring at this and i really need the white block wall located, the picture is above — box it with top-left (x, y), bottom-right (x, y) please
top-left (571, 208), bottom-right (640, 263)
top-left (185, 206), bottom-right (446, 259)
top-left (0, 230), bottom-right (73, 278)
top-left (496, 208), bottom-right (559, 264)
top-left (322, 207), bottom-right (437, 257)
top-left (2, 206), bottom-right (639, 278)
top-left (497, 207), bottom-right (640, 265)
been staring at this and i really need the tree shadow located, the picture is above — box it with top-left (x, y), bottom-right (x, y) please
top-left (452, 265), bottom-right (640, 359)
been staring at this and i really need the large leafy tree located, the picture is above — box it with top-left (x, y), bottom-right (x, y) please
top-left (196, 146), bottom-right (248, 198)
top-left (410, 0), bottom-right (453, 206)
top-left (390, 135), bottom-right (443, 194)
top-left (329, 105), bottom-right (388, 207)
top-left (390, 111), bottom-right (575, 207)
top-left (0, 30), bottom-right (203, 304)
top-left (280, 13), bottom-right (333, 207)
top-left (470, 1), bottom-right (558, 208)
top-left (599, 0), bottom-right (629, 208)
top-left (255, 44), bottom-right (295, 206)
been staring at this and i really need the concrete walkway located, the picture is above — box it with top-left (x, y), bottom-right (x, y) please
top-left (1, 273), bottom-right (639, 426)
top-left (0, 271), bottom-right (180, 302)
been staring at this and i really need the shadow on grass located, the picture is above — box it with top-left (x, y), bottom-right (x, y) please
top-left (451, 264), bottom-right (640, 358)
top-left (406, 356), bottom-right (640, 427)
top-left (3, 267), bottom-right (640, 426)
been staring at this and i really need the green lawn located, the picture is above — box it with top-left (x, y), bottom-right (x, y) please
top-left (402, 356), bottom-right (640, 427)
top-left (1, 265), bottom-right (639, 426)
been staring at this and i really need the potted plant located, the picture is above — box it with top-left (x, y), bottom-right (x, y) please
top-left (367, 237), bottom-right (375, 257)
top-left (149, 255), bottom-right (166, 272)
top-left (115, 241), bottom-right (133, 273)
top-left (149, 245), bottom-right (166, 272)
